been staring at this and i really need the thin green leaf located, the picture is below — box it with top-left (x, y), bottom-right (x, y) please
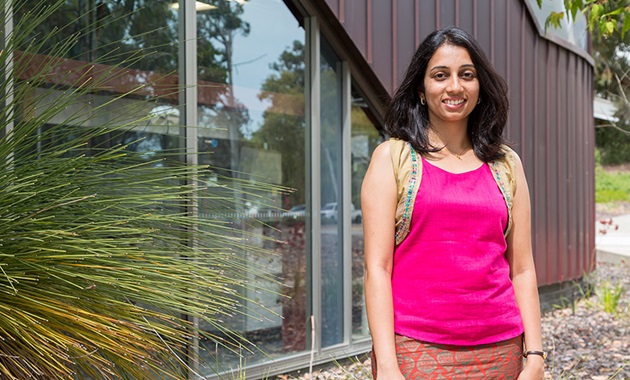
top-left (0, 0), bottom-right (284, 378)
top-left (570, 1), bottom-right (581, 21)
top-left (622, 13), bottom-right (630, 38)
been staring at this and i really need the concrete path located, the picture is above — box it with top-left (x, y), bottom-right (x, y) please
top-left (596, 214), bottom-right (630, 264)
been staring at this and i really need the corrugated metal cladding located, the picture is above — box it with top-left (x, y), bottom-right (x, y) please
top-left (321, 0), bottom-right (595, 287)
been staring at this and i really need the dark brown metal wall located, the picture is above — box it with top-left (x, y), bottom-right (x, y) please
top-left (320, 0), bottom-right (595, 286)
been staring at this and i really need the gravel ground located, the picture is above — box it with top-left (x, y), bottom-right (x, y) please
top-left (541, 260), bottom-right (629, 380)
top-left (279, 259), bottom-right (630, 379)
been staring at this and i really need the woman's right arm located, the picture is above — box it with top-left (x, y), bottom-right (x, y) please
top-left (361, 142), bottom-right (404, 379)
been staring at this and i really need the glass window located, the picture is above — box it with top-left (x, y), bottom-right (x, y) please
top-left (13, 1), bottom-right (183, 374)
top-left (14, 0), bottom-right (384, 374)
top-left (15, 0), bottom-right (180, 159)
top-left (195, 0), bottom-right (306, 372)
top-left (319, 37), bottom-right (344, 348)
top-left (350, 88), bottom-right (382, 340)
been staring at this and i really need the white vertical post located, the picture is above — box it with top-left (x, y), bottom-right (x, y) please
top-left (305, 15), bottom-right (321, 356)
top-left (341, 60), bottom-right (352, 345)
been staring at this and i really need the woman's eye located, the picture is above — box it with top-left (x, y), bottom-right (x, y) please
top-left (434, 73), bottom-right (447, 80)
top-left (461, 71), bottom-right (476, 80)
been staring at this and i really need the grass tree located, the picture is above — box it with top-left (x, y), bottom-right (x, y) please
top-left (0, 1), bottom-right (280, 378)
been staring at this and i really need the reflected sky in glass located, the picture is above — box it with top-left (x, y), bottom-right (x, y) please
top-left (231, 1), bottom-right (302, 132)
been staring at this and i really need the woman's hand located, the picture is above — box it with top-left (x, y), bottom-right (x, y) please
top-left (517, 356), bottom-right (545, 380)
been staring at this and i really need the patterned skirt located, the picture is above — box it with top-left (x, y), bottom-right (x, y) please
top-left (371, 334), bottom-right (523, 379)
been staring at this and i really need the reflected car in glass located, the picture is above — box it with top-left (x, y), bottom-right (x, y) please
top-left (283, 204), bottom-right (307, 219)
top-left (320, 202), bottom-right (362, 223)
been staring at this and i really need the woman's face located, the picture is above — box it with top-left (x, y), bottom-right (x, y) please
top-left (420, 43), bottom-right (480, 127)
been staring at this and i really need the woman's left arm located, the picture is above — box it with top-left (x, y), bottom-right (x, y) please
top-left (505, 153), bottom-right (544, 380)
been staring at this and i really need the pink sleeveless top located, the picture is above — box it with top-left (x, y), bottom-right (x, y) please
top-left (392, 156), bottom-right (524, 346)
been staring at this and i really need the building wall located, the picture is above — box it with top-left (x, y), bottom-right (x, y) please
top-left (319, 0), bottom-right (596, 286)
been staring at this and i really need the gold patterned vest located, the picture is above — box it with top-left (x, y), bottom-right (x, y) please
top-left (389, 138), bottom-right (517, 246)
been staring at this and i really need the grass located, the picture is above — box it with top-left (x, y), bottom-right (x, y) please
top-left (553, 269), bottom-right (626, 317)
top-left (596, 281), bottom-right (625, 315)
top-left (595, 166), bottom-right (630, 203)
top-left (578, 276), bottom-right (628, 317)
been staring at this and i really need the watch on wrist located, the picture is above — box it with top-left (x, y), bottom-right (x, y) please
top-left (523, 350), bottom-right (547, 360)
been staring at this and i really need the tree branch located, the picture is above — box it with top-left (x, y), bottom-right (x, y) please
top-left (595, 122), bottom-right (630, 135)
top-left (614, 72), bottom-right (629, 104)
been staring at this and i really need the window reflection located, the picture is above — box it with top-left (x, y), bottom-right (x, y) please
top-left (16, 0), bottom-right (181, 154)
top-left (15, 1), bottom-right (182, 371)
top-left (16, 0), bottom-right (382, 373)
top-left (350, 90), bottom-right (382, 340)
top-left (320, 38), bottom-right (344, 348)
top-left (195, 0), bottom-right (306, 371)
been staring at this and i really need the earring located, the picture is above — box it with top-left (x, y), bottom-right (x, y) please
top-left (420, 96), bottom-right (426, 105)
top-left (477, 97), bottom-right (481, 105)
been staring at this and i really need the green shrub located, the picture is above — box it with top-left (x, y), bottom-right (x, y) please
top-left (596, 126), bottom-right (630, 165)
top-left (0, 1), bottom-right (279, 378)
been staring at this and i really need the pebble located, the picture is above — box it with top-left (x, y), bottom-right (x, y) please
top-left (541, 260), bottom-right (629, 380)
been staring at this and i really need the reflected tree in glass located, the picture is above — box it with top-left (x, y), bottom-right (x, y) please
top-left (197, 0), bottom-right (250, 176)
top-left (18, 0), bottom-right (179, 70)
top-left (254, 40), bottom-right (306, 206)
top-left (252, 39), bottom-right (307, 353)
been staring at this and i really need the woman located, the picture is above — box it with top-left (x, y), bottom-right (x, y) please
top-left (362, 27), bottom-right (544, 379)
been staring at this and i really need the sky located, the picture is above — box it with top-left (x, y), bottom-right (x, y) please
top-left (230, 0), bottom-right (304, 134)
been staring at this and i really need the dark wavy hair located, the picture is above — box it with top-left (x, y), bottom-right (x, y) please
top-left (383, 26), bottom-right (509, 162)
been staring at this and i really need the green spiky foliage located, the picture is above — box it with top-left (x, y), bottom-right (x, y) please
top-left (0, 1), bottom-right (280, 378)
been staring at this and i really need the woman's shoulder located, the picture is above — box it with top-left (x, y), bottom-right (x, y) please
top-left (499, 144), bottom-right (516, 156)
top-left (498, 144), bottom-right (524, 168)
top-left (387, 138), bottom-right (412, 157)
top-left (363, 141), bottom-right (397, 194)
top-left (495, 144), bottom-right (517, 164)
top-left (371, 138), bottom-right (409, 158)
top-left (371, 140), bottom-right (391, 160)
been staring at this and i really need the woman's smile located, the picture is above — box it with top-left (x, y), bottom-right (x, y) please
top-left (443, 98), bottom-right (466, 107)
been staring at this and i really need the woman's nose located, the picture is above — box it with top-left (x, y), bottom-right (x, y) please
top-left (446, 76), bottom-right (464, 92)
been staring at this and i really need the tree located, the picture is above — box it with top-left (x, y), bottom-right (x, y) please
top-left (542, 0), bottom-right (630, 38)
top-left (253, 40), bottom-right (306, 206)
top-left (592, 25), bottom-right (630, 164)
top-left (16, 0), bottom-right (180, 71)
top-left (197, 0), bottom-right (251, 177)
